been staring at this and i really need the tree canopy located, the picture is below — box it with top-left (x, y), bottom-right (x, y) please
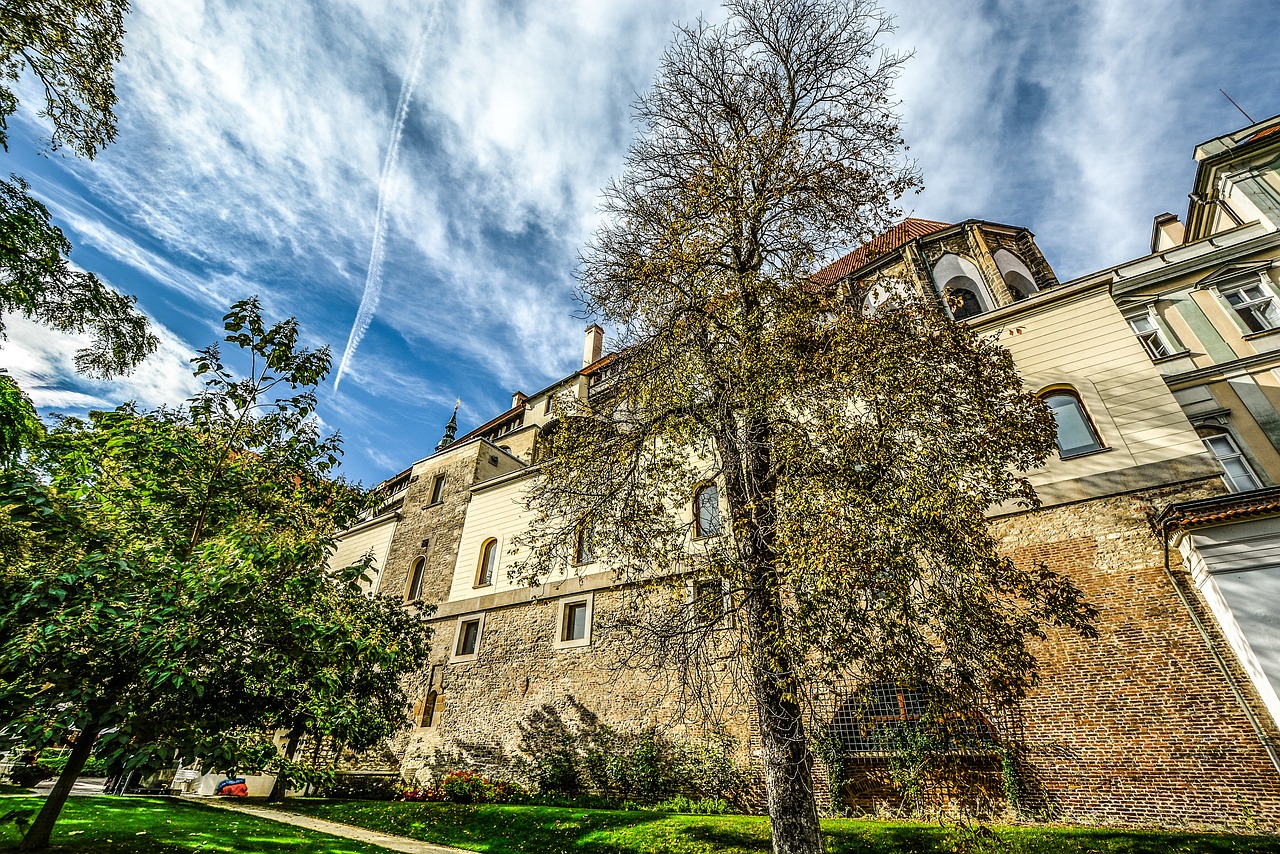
top-left (0, 0), bottom-right (154, 460)
top-left (0, 299), bottom-right (431, 851)
top-left (514, 2), bottom-right (1097, 852)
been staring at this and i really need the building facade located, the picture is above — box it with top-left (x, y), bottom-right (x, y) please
top-left (331, 115), bottom-right (1280, 829)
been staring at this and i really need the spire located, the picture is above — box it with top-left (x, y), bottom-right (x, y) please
top-left (435, 400), bottom-right (460, 452)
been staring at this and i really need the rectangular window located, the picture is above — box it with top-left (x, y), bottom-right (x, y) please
top-left (429, 474), bottom-right (446, 505)
top-left (1223, 284), bottom-right (1280, 333)
top-left (544, 397), bottom-right (553, 415)
top-left (457, 619), bottom-right (480, 656)
top-left (694, 579), bottom-right (728, 622)
top-left (553, 594), bottom-right (593, 650)
top-left (1127, 314), bottom-right (1173, 360)
top-left (1203, 434), bottom-right (1263, 493)
top-left (563, 603), bottom-right (588, 642)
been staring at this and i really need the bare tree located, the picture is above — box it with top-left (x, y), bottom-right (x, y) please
top-left (514, 2), bottom-right (1097, 852)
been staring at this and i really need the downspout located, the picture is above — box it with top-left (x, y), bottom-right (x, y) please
top-left (1161, 518), bottom-right (1280, 777)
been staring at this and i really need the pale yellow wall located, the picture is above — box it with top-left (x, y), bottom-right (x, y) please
top-left (975, 286), bottom-right (1210, 492)
top-left (448, 473), bottom-right (543, 602)
top-left (327, 514), bottom-right (399, 594)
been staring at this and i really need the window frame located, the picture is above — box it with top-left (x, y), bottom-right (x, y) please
top-left (475, 538), bottom-right (498, 587)
top-left (553, 593), bottom-right (594, 651)
top-left (1219, 278), bottom-right (1280, 335)
top-left (450, 613), bottom-right (486, 663)
top-left (1199, 428), bottom-right (1263, 493)
top-left (406, 555), bottom-right (427, 602)
top-left (1125, 310), bottom-right (1178, 361)
top-left (1039, 387), bottom-right (1107, 459)
top-left (691, 577), bottom-right (732, 626)
top-left (428, 473), bottom-right (447, 505)
top-left (693, 483), bottom-right (723, 539)
top-left (573, 522), bottom-right (596, 565)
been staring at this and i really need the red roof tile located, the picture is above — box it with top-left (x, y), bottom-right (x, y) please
top-left (813, 218), bottom-right (951, 286)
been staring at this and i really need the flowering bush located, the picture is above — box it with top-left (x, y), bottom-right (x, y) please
top-left (397, 771), bottom-right (529, 804)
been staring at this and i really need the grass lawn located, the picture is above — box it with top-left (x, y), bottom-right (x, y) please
top-left (274, 800), bottom-right (1280, 854)
top-left (0, 786), bottom-right (28, 797)
top-left (0, 796), bottom-right (390, 853)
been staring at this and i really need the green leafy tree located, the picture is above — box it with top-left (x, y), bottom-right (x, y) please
top-left (0, 299), bottom-right (431, 851)
top-left (513, 2), bottom-right (1097, 853)
top-left (0, 0), bottom-right (155, 456)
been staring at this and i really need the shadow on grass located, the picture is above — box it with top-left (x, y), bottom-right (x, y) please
top-left (0, 796), bottom-right (387, 854)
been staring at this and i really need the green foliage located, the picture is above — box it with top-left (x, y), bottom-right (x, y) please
top-left (0, 1), bottom-right (155, 382)
top-left (0, 0), bottom-right (127, 158)
top-left (320, 774), bottom-right (403, 801)
top-left (36, 754), bottom-right (108, 778)
top-left (0, 299), bottom-right (431, 846)
top-left (516, 702), bottom-right (746, 806)
top-left (650, 795), bottom-right (733, 815)
top-left (0, 370), bottom-right (42, 465)
top-left (7, 764), bottom-right (53, 788)
top-left (0, 176), bottom-right (156, 377)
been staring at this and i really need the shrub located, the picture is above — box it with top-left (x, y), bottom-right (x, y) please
top-left (651, 795), bottom-right (732, 815)
top-left (403, 771), bottom-right (530, 805)
top-left (8, 763), bottom-right (55, 788)
top-left (41, 755), bottom-right (109, 777)
top-left (319, 773), bottom-right (401, 800)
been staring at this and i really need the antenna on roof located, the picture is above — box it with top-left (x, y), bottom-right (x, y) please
top-left (1220, 89), bottom-right (1255, 124)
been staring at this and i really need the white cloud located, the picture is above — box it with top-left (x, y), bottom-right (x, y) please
top-left (0, 314), bottom-right (200, 413)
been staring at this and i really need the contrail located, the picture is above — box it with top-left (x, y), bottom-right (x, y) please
top-left (334, 20), bottom-right (432, 391)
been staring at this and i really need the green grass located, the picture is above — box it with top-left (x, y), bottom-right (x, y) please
top-left (0, 785), bottom-right (29, 797)
top-left (273, 800), bottom-right (1280, 854)
top-left (0, 796), bottom-right (390, 853)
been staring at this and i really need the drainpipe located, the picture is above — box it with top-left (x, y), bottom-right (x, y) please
top-left (1161, 518), bottom-right (1280, 777)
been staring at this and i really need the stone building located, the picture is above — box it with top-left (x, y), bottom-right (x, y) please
top-left (331, 114), bottom-right (1280, 829)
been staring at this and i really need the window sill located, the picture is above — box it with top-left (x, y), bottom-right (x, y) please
top-left (1151, 350), bottom-right (1192, 364)
top-left (473, 582), bottom-right (493, 590)
top-left (1242, 327), bottom-right (1280, 341)
top-left (553, 638), bottom-right (591, 652)
top-left (1057, 446), bottom-right (1112, 462)
top-left (692, 533), bottom-right (723, 542)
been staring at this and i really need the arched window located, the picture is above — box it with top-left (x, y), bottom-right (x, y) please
top-left (993, 249), bottom-right (1039, 301)
top-left (574, 522), bottom-right (595, 565)
top-left (947, 284), bottom-right (984, 320)
top-left (420, 690), bottom-right (438, 727)
top-left (1198, 426), bottom-right (1262, 492)
top-left (932, 254), bottom-right (994, 319)
top-left (694, 484), bottom-right (723, 537)
top-left (406, 557), bottom-right (426, 601)
top-left (476, 538), bottom-right (498, 586)
top-left (1041, 389), bottom-right (1105, 458)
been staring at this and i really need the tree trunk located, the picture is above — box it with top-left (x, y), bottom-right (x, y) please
top-left (717, 411), bottom-right (824, 854)
top-left (750, 659), bottom-right (824, 854)
top-left (19, 724), bottom-right (101, 851)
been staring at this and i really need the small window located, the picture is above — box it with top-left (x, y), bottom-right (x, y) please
top-left (1223, 284), bottom-right (1280, 333)
top-left (574, 522), bottom-right (595, 565)
top-left (1127, 314), bottom-right (1174, 360)
top-left (1199, 428), bottom-right (1262, 492)
top-left (406, 556), bottom-right (426, 601)
top-left (420, 690), bottom-right (438, 727)
top-left (563, 602), bottom-right (588, 642)
top-left (455, 617), bottom-right (482, 659)
top-left (429, 474), bottom-right (446, 505)
top-left (553, 594), bottom-right (593, 650)
top-left (544, 397), bottom-right (553, 415)
top-left (1042, 390), bottom-right (1105, 458)
top-left (694, 484), bottom-right (722, 538)
top-left (476, 538), bottom-right (498, 586)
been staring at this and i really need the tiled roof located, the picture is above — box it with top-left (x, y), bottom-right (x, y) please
top-left (1159, 486), bottom-right (1280, 528)
top-left (813, 218), bottom-right (952, 286)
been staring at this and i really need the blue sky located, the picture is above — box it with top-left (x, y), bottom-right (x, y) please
top-left (2, 0), bottom-right (1279, 486)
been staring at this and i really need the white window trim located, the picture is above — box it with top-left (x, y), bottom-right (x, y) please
top-left (1125, 307), bottom-right (1180, 361)
top-left (1215, 273), bottom-right (1280, 336)
top-left (552, 592), bottom-right (594, 651)
top-left (1201, 431), bottom-right (1263, 493)
top-left (450, 612), bottom-right (487, 663)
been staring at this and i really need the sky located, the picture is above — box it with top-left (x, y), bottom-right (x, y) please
top-left (2, 0), bottom-right (1279, 486)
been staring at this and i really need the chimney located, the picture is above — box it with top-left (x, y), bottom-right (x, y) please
top-left (1150, 213), bottom-right (1185, 253)
top-left (511, 391), bottom-right (527, 409)
top-left (583, 324), bottom-right (604, 368)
